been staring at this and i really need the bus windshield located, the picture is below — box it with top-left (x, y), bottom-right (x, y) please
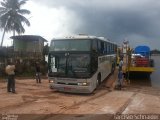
top-left (49, 54), bottom-right (91, 78)
top-left (50, 39), bottom-right (91, 51)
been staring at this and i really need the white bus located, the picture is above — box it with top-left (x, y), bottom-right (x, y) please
top-left (48, 35), bottom-right (117, 93)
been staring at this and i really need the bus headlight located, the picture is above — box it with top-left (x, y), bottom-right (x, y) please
top-left (49, 80), bottom-right (55, 83)
top-left (82, 82), bottom-right (87, 86)
top-left (78, 82), bottom-right (89, 86)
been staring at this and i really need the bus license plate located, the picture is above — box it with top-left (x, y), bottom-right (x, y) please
top-left (64, 87), bottom-right (71, 90)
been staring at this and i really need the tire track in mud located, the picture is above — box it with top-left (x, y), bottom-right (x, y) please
top-left (116, 92), bottom-right (137, 114)
top-left (0, 81), bottom-right (51, 112)
top-left (16, 82), bottom-right (49, 88)
top-left (52, 80), bottom-right (113, 114)
top-left (0, 97), bottom-right (37, 112)
top-left (24, 89), bottom-right (112, 120)
top-left (49, 72), bottom-right (116, 114)
top-left (0, 81), bottom-right (49, 93)
top-left (0, 79), bottom-right (111, 114)
top-left (0, 73), bottom-right (114, 114)
top-left (40, 73), bottom-right (114, 113)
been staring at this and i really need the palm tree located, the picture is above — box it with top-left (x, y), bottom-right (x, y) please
top-left (0, 0), bottom-right (31, 46)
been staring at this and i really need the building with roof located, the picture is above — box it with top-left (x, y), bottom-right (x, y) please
top-left (0, 35), bottom-right (48, 77)
top-left (10, 35), bottom-right (48, 60)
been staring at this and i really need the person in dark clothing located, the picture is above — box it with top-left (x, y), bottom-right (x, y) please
top-left (35, 62), bottom-right (41, 83)
top-left (118, 70), bottom-right (123, 90)
top-left (5, 62), bottom-right (16, 93)
top-left (115, 58), bottom-right (124, 90)
top-left (118, 59), bottom-right (123, 71)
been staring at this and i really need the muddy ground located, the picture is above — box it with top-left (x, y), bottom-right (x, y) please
top-left (0, 70), bottom-right (160, 120)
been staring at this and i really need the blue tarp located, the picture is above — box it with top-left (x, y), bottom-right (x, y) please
top-left (134, 46), bottom-right (150, 57)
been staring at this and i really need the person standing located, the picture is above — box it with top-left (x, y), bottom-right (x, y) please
top-left (118, 58), bottom-right (123, 71)
top-left (117, 58), bottom-right (124, 90)
top-left (5, 61), bottom-right (16, 93)
top-left (35, 62), bottom-right (41, 83)
top-left (117, 70), bottom-right (123, 90)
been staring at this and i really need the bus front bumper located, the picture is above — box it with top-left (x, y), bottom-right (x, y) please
top-left (50, 83), bottom-right (93, 94)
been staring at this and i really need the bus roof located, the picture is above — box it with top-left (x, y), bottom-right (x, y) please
top-left (51, 34), bottom-right (116, 44)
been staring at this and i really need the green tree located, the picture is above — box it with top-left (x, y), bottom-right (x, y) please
top-left (0, 0), bottom-right (31, 46)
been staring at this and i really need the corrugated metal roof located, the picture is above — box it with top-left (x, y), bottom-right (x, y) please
top-left (10, 35), bottom-right (48, 42)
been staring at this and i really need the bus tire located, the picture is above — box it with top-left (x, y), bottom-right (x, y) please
top-left (96, 74), bottom-right (101, 87)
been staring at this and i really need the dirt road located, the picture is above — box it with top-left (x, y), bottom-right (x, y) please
top-left (0, 71), bottom-right (160, 120)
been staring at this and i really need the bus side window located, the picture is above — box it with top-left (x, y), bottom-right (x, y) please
top-left (101, 42), bottom-right (104, 54)
top-left (97, 40), bottom-right (101, 54)
top-left (108, 43), bottom-right (111, 54)
top-left (98, 41), bottom-right (104, 55)
top-left (92, 40), bottom-right (98, 52)
top-left (106, 42), bottom-right (109, 54)
top-left (104, 43), bottom-right (108, 54)
top-left (111, 44), bottom-right (113, 54)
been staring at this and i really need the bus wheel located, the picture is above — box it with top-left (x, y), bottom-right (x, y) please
top-left (96, 74), bottom-right (101, 87)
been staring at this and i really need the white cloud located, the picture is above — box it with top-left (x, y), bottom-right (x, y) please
top-left (1, 0), bottom-right (160, 49)
top-left (0, 1), bottom-right (83, 46)
top-left (23, 1), bottom-right (82, 41)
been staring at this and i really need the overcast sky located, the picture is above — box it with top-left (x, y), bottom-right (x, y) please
top-left (0, 0), bottom-right (160, 50)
